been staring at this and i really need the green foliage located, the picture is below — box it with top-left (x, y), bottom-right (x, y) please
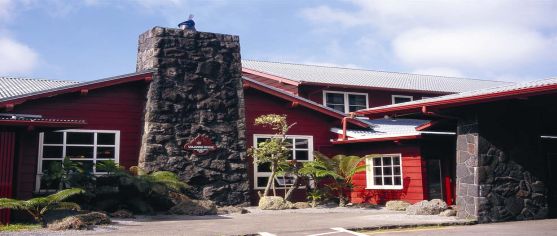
top-left (0, 223), bottom-right (41, 232)
top-left (248, 114), bottom-right (297, 198)
top-left (95, 160), bottom-right (125, 175)
top-left (0, 188), bottom-right (84, 226)
top-left (41, 157), bottom-right (95, 191)
top-left (306, 189), bottom-right (327, 208)
top-left (301, 152), bottom-right (365, 206)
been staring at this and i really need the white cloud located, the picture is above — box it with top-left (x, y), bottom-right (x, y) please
top-left (0, 37), bottom-right (38, 74)
top-left (0, 0), bottom-right (13, 21)
top-left (300, 0), bottom-right (557, 81)
top-left (393, 27), bottom-right (550, 70)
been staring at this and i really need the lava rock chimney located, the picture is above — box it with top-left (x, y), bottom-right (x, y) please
top-left (136, 26), bottom-right (248, 205)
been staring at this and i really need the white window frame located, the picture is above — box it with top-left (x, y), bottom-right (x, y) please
top-left (365, 154), bottom-right (403, 190)
top-left (391, 95), bottom-right (414, 104)
top-left (253, 134), bottom-right (314, 190)
top-left (35, 129), bottom-right (121, 192)
top-left (323, 90), bottom-right (369, 113)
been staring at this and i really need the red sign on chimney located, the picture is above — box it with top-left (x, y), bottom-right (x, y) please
top-left (183, 135), bottom-right (217, 155)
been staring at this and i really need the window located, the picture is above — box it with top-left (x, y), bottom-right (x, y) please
top-left (36, 129), bottom-right (120, 191)
top-left (253, 135), bottom-right (313, 189)
top-left (392, 95), bottom-right (413, 104)
top-left (323, 91), bottom-right (368, 113)
top-left (365, 154), bottom-right (403, 189)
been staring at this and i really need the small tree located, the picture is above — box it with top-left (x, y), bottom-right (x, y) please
top-left (248, 114), bottom-right (296, 198)
top-left (0, 188), bottom-right (84, 226)
top-left (302, 153), bottom-right (366, 207)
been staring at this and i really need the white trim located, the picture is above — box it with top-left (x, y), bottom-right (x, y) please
top-left (35, 129), bottom-right (120, 192)
top-left (541, 135), bottom-right (557, 139)
top-left (253, 134), bottom-right (314, 190)
top-left (323, 90), bottom-right (369, 113)
top-left (365, 154), bottom-right (403, 190)
top-left (391, 95), bottom-right (413, 104)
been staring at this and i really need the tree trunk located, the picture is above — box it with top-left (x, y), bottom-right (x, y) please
top-left (284, 175), bottom-right (300, 201)
top-left (338, 192), bottom-right (347, 207)
top-left (263, 168), bottom-right (276, 197)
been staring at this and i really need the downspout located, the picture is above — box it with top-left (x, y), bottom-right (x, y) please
top-left (341, 113), bottom-right (356, 141)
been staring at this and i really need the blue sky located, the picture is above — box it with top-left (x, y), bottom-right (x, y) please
top-left (0, 0), bottom-right (556, 82)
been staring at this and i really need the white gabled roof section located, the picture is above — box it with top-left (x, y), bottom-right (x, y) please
top-left (331, 118), bottom-right (455, 142)
top-left (0, 77), bottom-right (78, 100)
top-left (242, 60), bottom-right (512, 93)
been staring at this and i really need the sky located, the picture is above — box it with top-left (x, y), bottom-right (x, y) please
top-left (0, 0), bottom-right (556, 82)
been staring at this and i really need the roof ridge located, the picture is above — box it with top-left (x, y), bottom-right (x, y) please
top-left (0, 76), bottom-right (79, 84)
top-left (241, 59), bottom-right (513, 84)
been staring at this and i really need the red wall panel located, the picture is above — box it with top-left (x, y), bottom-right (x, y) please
top-left (0, 132), bottom-right (15, 224)
top-left (10, 81), bottom-right (148, 198)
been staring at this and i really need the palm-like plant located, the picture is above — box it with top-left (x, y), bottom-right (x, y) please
top-left (302, 153), bottom-right (366, 206)
top-left (0, 188), bottom-right (84, 226)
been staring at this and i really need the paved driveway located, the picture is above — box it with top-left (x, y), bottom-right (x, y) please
top-left (83, 207), bottom-right (467, 236)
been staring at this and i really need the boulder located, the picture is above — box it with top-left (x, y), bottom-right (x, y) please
top-left (48, 217), bottom-right (88, 231)
top-left (217, 206), bottom-right (250, 215)
top-left (48, 212), bottom-right (110, 231)
top-left (386, 200), bottom-right (411, 211)
top-left (439, 209), bottom-right (457, 217)
top-left (110, 209), bottom-right (135, 218)
top-left (258, 196), bottom-right (293, 210)
top-left (292, 202), bottom-right (311, 209)
top-left (406, 199), bottom-right (448, 215)
top-left (169, 199), bottom-right (218, 215)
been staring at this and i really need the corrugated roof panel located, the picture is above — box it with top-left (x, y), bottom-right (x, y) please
top-left (0, 77), bottom-right (79, 100)
top-left (242, 60), bottom-right (513, 93)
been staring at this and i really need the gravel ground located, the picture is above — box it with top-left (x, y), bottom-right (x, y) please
top-left (0, 206), bottom-right (466, 236)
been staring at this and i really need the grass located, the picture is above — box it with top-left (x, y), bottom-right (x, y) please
top-left (0, 223), bottom-right (42, 232)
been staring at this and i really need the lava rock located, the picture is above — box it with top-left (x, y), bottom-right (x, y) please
top-left (385, 200), bottom-right (411, 211)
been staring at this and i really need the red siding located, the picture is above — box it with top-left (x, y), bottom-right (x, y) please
top-left (299, 85), bottom-right (445, 108)
top-left (0, 132), bottom-right (15, 224)
top-left (9, 81), bottom-right (148, 198)
top-left (340, 142), bottom-right (427, 204)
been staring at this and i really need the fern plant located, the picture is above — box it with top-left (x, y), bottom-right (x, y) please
top-left (0, 188), bottom-right (84, 226)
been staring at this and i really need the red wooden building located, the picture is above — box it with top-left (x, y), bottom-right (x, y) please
top-left (0, 60), bottom-right (512, 223)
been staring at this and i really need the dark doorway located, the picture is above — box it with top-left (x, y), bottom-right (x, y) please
top-left (427, 159), bottom-right (444, 200)
top-left (546, 151), bottom-right (557, 218)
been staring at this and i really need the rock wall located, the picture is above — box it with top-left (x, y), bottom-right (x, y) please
top-left (455, 104), bottom-right (549, 222)
top-left (136, 27), bottom-right (249, 205)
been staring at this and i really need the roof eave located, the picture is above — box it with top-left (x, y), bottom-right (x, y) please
top-left (331, 134), bottom-right (422, 144)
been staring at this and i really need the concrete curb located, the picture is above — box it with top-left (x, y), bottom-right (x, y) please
top-left (347, 220), bottom-right (478, 232)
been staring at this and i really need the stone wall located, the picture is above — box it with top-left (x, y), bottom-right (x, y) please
top-left (455, 114), bottom-right (482, 219)
top-left (136, 27), bottom-right (249, 205)
top-left (454, 103), bottom-right (549, 222)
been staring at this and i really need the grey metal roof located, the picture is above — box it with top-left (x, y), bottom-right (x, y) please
top-left (0, 71), bottom-right (154, 103)
top-left (330, 118), bottom-right (454, 140)
top-left (357, 76), bottom-right (557, 115)
top-left (0, 77), bottom-right (78, 100)
top-left (242, 60), bottom-right (513, 93)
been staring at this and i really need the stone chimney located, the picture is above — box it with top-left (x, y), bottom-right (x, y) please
top-left (136, 27), bottom-right (248, 205)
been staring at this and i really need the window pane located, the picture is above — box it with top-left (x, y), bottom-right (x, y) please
top-left (257, 162), bottom-right (271, 172)
top-left (257, 177), bottom-right (268, 188)
top-left (384, 177), bottom-right (393, 185)
top-left (374, 177), bottom-right (383, 185)
top-left (394, 96), bottom-right (412, 104)
top-left (326, 93), bottom-right (344, 104)
top-left (67, 132), bottom-right (94, 144)
top-left (295, 150), bottom-right (309, 161)
top-left (348, 105), bottom-right (366, 112)
top-left (67, 146), bottom-right (94, 159)
top-left (373, 158), bottom-right (381, 166)
top-left (394, 167), bottom-right (401, 175)
top-left (97, 133), bottom-right (115, 145)
top-left (287, 150), bottom-right (294, 160)
top-left (393, 157), bottom-right (400, 165)
top-left (284, 139), bottom-right (293, 149)
top-left (294, 139), bottom-right (308, 149)
top-left (43, 146), bottom-right (63, 159)
top-left (257, 138), bottom-right (270, 144)
top-left (373, 167), bottom-right (382, 175)
top-left (43, 132), bottom-right (63, 144)
top-left (382, 157), bottom-right (392, 166)
top-left (42, 160), bottom-right (61, 172)
top-left (383, 166), bottom-right (392, 175)
top-left (97, 147), bottom-right (115, 159)
top-left (348, 94), bottom-right (366, 106)
top-left (394, 176), bottom-right (402, 186)
top-left (74, 161), bottom-right (94, 173)
top-left (327, 104), bottom-right (345, 112)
